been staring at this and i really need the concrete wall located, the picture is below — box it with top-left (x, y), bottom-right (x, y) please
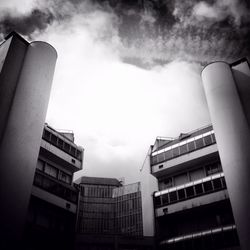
top-left (202, 60), bottom-right (250, 250)
top-left (0, 33), bottom-right (57, 248)
top-left (140, 148), bottom-right (158, 237)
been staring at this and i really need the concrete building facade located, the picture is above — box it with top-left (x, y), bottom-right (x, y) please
top-left (24, 123), bottom-right (84, 250)
top-left (142, 125), bottom-right (240, 250)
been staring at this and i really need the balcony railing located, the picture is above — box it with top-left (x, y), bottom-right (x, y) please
top-left (42, 126), bottom-right (83, 161)
top-left (154, 173), bottom-right (226, 208)
top-left (33, 171), bottom-right (78, 203)
top-left (159, 225), bottom-right (239, 250)
top-left (151, 129), bottom-right (216, 166)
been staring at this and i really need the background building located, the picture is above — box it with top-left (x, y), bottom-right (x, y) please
top-left (75, 177), bottom-right (154, 250)
top-left (0, 32), bottom-right (57, 248)
top-left (24, 123), bottom-right (84, 250)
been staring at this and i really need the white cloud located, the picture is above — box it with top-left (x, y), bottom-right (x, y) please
top-left (35, 3), bottom-right (210, 183)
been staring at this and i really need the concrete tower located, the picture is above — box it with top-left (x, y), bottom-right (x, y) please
top-left (202, 59), bottom-right (250, 250)
top-left (0, 32), bottom-right (57, 248)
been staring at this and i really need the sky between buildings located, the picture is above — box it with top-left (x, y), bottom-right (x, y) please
top-left (0, 0), bottom-right (250, 183)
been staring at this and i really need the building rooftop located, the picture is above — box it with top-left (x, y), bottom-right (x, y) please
top-left (75, 176), bottom-right (122, 187)
top-left (152, 124), bottom-right (213, 153)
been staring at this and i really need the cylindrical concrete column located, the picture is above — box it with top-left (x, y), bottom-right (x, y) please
top-left (0, 41), bottom-right (57, 248)
top-left (202, 62), bottom-right (250, 250)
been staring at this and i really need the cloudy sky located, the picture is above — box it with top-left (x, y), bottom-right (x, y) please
top-left (0, 0), bottom-right (249, 183)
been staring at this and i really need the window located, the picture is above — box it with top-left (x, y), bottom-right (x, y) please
top-left (51, 134), bottom-right (57, 144)
top-left (213, 178), bottom-right (222, 189)
top-left (203, 181), bottom-right (213, 192)
top-left (206, 163), bottom-right (221, 176)
top-left (172, 147), bottom-right (179, 157)
top-left (195, 138), bottom-right (204, 149)
top-left (204, 135), bottom-right (213, 146)
top-left (188, 141), bottom-right (195, 152)
top-left (162, 193), bottom-right (169, 205)
top-left (59, 171), bottom-right (71, 184)
top-left (164, 150), bottom-right (172, 160)
top-left (44, 164), bottom-right (58, 178)
top-left (37, 159), bottom-right (44, 171)
top-left (177, 189), bottom-right (186, 200)
top-left (179, 144), bottom-right (188, 155)
top-left (194, 183), bottom-right (203, 195)
top-left (186, 186), bottom-right (195, 197)
top-left (169, 191), bottom-right (178, 203)
top-left (158, 153), bottom-right (165, 162)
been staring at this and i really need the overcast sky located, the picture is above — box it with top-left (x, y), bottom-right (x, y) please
top-left (0, 0), bottom-right (250, 183)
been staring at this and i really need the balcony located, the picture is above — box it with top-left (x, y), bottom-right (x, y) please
top-left (154, 173), bottom-right (228, 216)
top-left (159, 225), bottom-right (239, 250)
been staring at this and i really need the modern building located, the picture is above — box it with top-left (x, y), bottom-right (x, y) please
top-left (24, 123), bottom-right (84, 250)
top-left (141, 124), bottom-right (240, 250)
top-left (202, 58), bottom-right (250, 250)
top-left (75, 177), bottom-right (154, 250)
top-left (0, 32), bottom-right (57, 248)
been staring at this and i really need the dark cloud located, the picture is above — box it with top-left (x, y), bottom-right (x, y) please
top-left (0, 0), bottom-right (249, 66)
top-left (0, 8), bottom-right (55, 39)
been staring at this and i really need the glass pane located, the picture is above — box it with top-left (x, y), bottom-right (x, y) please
top-left (194, 184), bottom-right (203, 195)
top-left (169, 191), bottom-right (178, 203)
top-left (213, 178), bottom-right (222, 189)
top-left (162, 194), bottom-right (169, 205)
top-left (158, 152), bottom-right (165, 162)
top-left (188, 141), bottom-right (195, 152)
top-left (179, 144), bottom-right (188, 155)
top-left (195, 138), bottom-right (204, 149)
top-left (186, 186), bottom-right (194, 197)
top-left (204, 135), bottom-right (212, 146)
top-left (164, 150), bottom-right (172, 160)
top-left (203, 181), bottom-right (213, 192)
top-left (177, 189), bottom-right (186, 200)
top-left (172, 147), bottom-right (179, 157)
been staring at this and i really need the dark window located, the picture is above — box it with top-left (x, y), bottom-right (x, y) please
top-left (64, 143), bottom-right (70, 152)
top-left (172, 147), bottom-right (179, 157)
top-left (163, 178), bottom-right (172, 188)
top-left (164, 150), bottom-right (172, 160)
top-left (187, 141), bottom-right (195, 152)
top-left (203, 181), bottom-right (213, 192)
top-left (194, 183), bottom-right (203, 195)
top-left (213, 178), bottom-right (222, 189)
top-left (179, 144), bottom-right (188, 155)
top-left (151, 155), bottom-right (157, 165)
top-left (37, 159), bottom-right (44, 171)
top-left (177, 189), bottom-right (186, 200)
top-left (169, 191), bottom-right (178, 203)
top-left (51, 134), bottom-right (57, 144)
top-left (186, 186), bottom-right (195, 197)
top-left (159, 164), bottom-right (163, 169)
top-left (195, 138), bottom-right (204, 149)
top-left (58, 139), bottom-right (64, 148)
top-left (206, 163), bottom-right (221, 176)
top-left (154, 196), bottom-right (161, 207)
top-left (162, 193), bottom-right (169, 205)
top-left (221, 177), bottom-right (227, 188)
top-left (204, 135), bottom-right (213, 146)
top-left (158, 153), bottom-right (165, 162)
top-left (44, 164), bottom-right (58, 178)
top-left (211, 133), bottom-right (216, 142)
top-left (43, 130), bottom-right (51, 141)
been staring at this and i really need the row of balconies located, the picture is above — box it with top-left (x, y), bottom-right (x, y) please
top-left (154, 173), bottom-right (227, 214)
top-left (151, 130), bottom-right (216, 166)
